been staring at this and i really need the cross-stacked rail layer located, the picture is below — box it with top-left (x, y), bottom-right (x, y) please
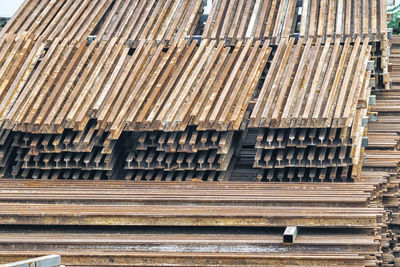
top-left (0, 180), bottom-right (389, 266)
top-left (121, 129), bottom-right (237, 181)
top-left (0, 0), bottom-right (387, 182)
top-left (0, 0), bottom-right (395, 266)
top-left (0, 0), bottom-right (203, 43)
top-left (0, 34), bottom-right (271, 180)
top-left (356, 35), bottom-right (400, 266)
top-left (230, 37), bottom-right (372, 182)
top-left (0, 35), bottom-right (270, 135)
top-left (203, 0), bottom-right (387, 43)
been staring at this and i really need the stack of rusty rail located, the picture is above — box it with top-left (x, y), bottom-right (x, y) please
top-left (362, 170), bottom-right (399, 266)
top-left (204, 0), bottom-right (390, 88)
top-left (230, 37), bottom-right (373, 182)
top-left (0, 0), bottom-right (203, 43)
top-left (115, 39), bottom-right (270, 181)
top-left (0, 179), bottom-right (389, 266)
top-left (0, 0), bottom-right (389, 182)
top-left (390, 37), bottom-right (400, 85)
top-left (0, 34), bottom-right (122, 180)
top-left (0, 0), bottom-right (396, 265)
top-left (0, 0), bottom-right (206, 181)
top-left (121, 130), bottom-right (238, 181)
top-left (203, 0), bottom-right (387, 44)
top-left (358, 34), bottom-right (400, 266)
top-left (0, 8), bottom-right (395, 265)
top-left (204, 0), bottom-right (389, 90)
top-left (0, 0), bottom-right (207, 180)
top-left (0, 34), bottom-right (269, 180)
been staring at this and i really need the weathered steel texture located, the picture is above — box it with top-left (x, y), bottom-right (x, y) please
top-left (0, 0), bottom-right (394, 266)
top-left (0, 179), bottom-right (387, 266)
top-left (228, 37), bottom-right (374, 182)
top-left (0, 203), bottom-right (384, 227)
top-left (202, 0), bottom-right (387, 43)
top-left (0, 37), bottom-right (268, 135)
top-left (355, 36), bottom-right (400, 266)
top-left (250, 38), bottom-right (371, 129)
top-left (0, 0), bottom-right (203, 43)
top-left (0, 232), bottom-right (379, 254)
top-left (0, 35), bottom-right (271, 180)
top-left (0, 252), bottom-right (367, 266)
top-left (0, 180), bottom-right (382, 207)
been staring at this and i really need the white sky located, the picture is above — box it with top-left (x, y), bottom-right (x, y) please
top-left (0, 0), bottom-right (24, 17)
top-left (1, 0), bottom-right (211, 18)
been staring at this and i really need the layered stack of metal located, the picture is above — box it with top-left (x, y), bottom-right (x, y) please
top-left (0, 0), bottom-right (206, 180)
top-left (0, 179), bottom-right (389, 266)
top-left (243, 37), bottom-right (373, 182)
top-left (361, 33), bottom-right (400, 265)
top-left (0, 0), bottom-right (388, 182)
top-left (214, 0), bottom-right (387, 182)
top-left (114, 39), bottom-right (269, 181)
top-left (121, 130), bottom-right (238, 181)
top-left (0, 1), bottom-right (397, 266)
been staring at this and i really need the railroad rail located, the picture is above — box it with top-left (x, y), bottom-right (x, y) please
top-left (359, 35), bottom-right (400, 265)
top-left (0, 180), bottom-right (384, 207)
top-left (0, 0), bottom-right (203, 43)
top-left (203, 0), bottom-right (387, 43)
top-left (0, 0), bottom-right (389, 182)
top-left (0, 35), bottom-right (376, 181)
top-left (0, 0), bottom-right (396, 266)
top-left (0, 180), bottom-right (388, 266)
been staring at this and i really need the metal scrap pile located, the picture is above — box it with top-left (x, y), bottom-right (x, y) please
top-left (0, 0), bottom-right (389, 182)
top-left (0, 180), bottom-right (389, 266)
top-left (0, 0), bottom-right (398, 266)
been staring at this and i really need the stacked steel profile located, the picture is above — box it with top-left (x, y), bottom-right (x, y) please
top-left (239, 37), bottom-right (372, 182)
top-left (0, 0), bottom-right (396, 265)
top-left (0, 179), bottom-right (390, 266)
top-left (0, 0), bottom-right (388, 182)
top-left (359, 35), bottom-right (400, 265)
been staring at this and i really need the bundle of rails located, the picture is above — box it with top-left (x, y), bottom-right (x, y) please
top-left (357, 34), bottom-right (400, 266)
top-left (0, 36), bottom-right (268, 181)
top-left (0, 180), bottom-right (390, 266)
top-left (0, 35), bottom-right (375, 181)
top-left (232, 37), bottom-right (373, 182)
top-left (0, 0), bottom-right (204, 43)
top-left (0, 0), bottom-right (390, 183)
top-left (203, 0), bottom-right (387, 43)
top-left (0, 0), bottom-right (397, 266)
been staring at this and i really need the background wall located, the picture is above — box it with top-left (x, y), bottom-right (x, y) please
top-left (0, 0), bottom-right (24, 17)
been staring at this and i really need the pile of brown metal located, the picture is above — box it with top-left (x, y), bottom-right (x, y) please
top-left (121, 130), bottom-right (237, 181)
top-left (0, 35), bottom-right (271, 180)
top-left (0, 0), bottom-right (397, 266)
top-left (239, 37), bottom-right (372, 182)
top-left (357, 34), bottom-right (400, 266)
top-left (203, 0), bottom-right (387, 43)
top-left (0, 180), bottom-right (389, 266)
top-left (0, 0), bottom-right (389, 182)
top-left (1, 0), bottom-right (203, 43)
